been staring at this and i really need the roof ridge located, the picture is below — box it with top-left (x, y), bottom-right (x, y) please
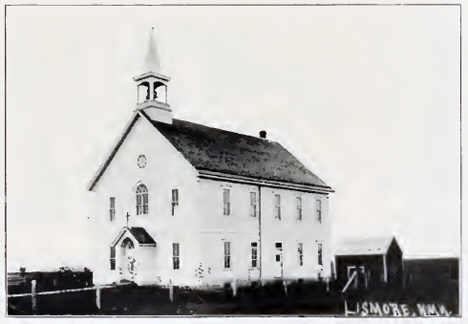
top-left (170, 118), bottom-right (276, 143)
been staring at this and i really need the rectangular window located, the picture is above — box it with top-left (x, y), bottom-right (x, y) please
top-left (136, 194), bottom-right (142, 215)
top-left (316, 199), bottom-right (322, 223)
top-left (173, 243), bottom-right (180, 270)
top-left (110, 246), bottom-right (116, 270)
top-left (296, 197), bottom-right (302, 221)
top-left (318, 243), bottom-right (323, 266)
top-left (223, 189), bottom-right (231, 216)
top-left (275, 194), bottom-right (281, 220)
top-left (172, 189), bottom-right (179, 216)
top-left (224, 241), bottom-right (231, 268)
top-left (109, 197), bottom-right (116, 221)
top-left (298, 243), bottom-right (303, 266)
top-left (251, 242), bottom-right (258, 268)
top-left (143, 193), bottom-right (149, 214)
top-left (250, 192), bottom-right (257, 217)
top-left (137, 194), bottom-right (149, 214)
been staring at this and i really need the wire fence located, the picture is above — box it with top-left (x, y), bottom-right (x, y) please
top-left (7, 280), bottom-right (193, 315)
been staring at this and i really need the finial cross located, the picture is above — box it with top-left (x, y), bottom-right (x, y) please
top-left (126, 212), bottom-right (130, 227)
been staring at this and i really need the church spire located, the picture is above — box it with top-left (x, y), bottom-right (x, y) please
top-left (133, 28), bottom-right (172, 124)
top-left (143, 27), bottom-right (161, 74)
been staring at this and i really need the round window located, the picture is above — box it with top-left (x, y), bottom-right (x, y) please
top-left (137, 155), bottom-right (146, 168)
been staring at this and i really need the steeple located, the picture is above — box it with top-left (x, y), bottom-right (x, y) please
top-left (143, 27), bottom-right (161, 74)
top-left (134, 28), bottom-right (172, 124)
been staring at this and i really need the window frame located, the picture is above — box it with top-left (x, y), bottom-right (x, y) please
top-left (136, 184), bottom-right (149, 215)
top-left (172, 189), bottom-right (179, 216)
top-left (250, 192), bottom-right (257, 217)
top-left (316, 198), bottom-right (322, 223)
top-left (173, 243), bottom-right (180, 270)
top-left (109, 197), bottom-right (116, 221)
top-left (223, 189), bottom-right (231, 216)
top-left (275, 194), bottom-right (281, 220)
top-left (296, 196), bottom-right (302, 221)
top-left (318, 242), bottom-right (323, 266)
top-left (251, 242), bottom-right (258, 268)
top-left (110, 246), bottom-right (116, 270)
top-left (298, 243), bottom-right (304, 266)
top-left (224, 241), bottom-right (231, 269)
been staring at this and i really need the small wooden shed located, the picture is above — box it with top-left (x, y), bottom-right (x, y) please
top-left (335, 236), bottom-right (403, 290)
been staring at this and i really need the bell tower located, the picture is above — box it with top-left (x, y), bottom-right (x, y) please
top-left (134, 28), bottom-right (172, 124)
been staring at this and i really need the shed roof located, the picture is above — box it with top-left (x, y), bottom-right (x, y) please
top-left (128, 227), bottom-right (156, 245)
top-left (335, 236), bottom-right (400, 256)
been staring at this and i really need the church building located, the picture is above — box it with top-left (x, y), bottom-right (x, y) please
top-left (88, 30), bottom-right (334, 288)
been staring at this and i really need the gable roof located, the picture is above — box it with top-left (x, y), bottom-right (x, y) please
top-left (147, 115), bottom-right (331, 189)
top-left (88, 111), bottom-right (332, 192)
top-left (111, 226), bottom-right (156, 247)
top-left (335, 236), bottom-right (401, 256)
top-left (88, 112), bottom-right (140, 191)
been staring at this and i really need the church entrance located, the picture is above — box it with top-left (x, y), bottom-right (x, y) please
top-left (111, 226), bottom-right (156, 285)
top-left (274, 242), bottom-right (283, 278)
top-left (120, 237), bottom-right (137, 283)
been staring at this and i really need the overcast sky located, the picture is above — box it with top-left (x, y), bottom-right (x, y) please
top-left (5, 4), bottom-right (461, 272)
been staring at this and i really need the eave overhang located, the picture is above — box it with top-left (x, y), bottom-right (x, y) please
top-left (198, 169), bottom-right (334, 194)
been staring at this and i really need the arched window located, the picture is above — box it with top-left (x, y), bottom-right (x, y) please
top-left (136, 184), bottom-right (149, 215)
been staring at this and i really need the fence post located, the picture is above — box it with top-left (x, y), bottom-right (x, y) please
top-left (169, 279), bottom-right (173, 302)
top-left (95, 285), bottom-right (101, 310)
top-left (31, 280), bottom-right (37, 313)
top-left (231, 280), bottom-right (237, 297)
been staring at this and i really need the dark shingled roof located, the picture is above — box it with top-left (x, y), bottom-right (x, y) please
top-left (149, 117), bottom-right (330, 188)
top-left (129, 227), bottom-right (156, 245)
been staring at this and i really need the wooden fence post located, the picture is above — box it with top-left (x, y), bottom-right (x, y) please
top-left (231, 280), bottom-right (237, 297)
top-left (95, 285), bottom-right (101, 310)
top-left (169, 279), bottom-right (173, 302)
top-left (31, 280), bottom-right (37, 313)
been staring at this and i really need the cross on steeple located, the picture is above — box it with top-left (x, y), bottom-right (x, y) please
top-left (126, 212), bottom-right (130, 227)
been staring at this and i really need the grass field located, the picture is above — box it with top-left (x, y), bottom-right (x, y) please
top-left (7, 261), bottom-right (459, 316)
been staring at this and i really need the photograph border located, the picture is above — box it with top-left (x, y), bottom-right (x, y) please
top-left (3, 2), bottom-right (463, 318)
